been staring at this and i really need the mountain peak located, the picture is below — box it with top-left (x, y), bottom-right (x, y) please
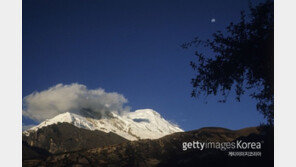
top-left (131, 109), bottom-right (161, 117)
top-left (24, 109), bottom-right (183, 141)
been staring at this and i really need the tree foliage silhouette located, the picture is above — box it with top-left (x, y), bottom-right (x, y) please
top-left (182, 1), bottom-right (274, 124)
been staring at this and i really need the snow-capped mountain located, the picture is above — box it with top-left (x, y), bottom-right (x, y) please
top-left (24, 109), bottom-right (183, 141)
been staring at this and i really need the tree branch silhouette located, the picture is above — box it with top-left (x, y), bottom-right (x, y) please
top-left (182, 1), bottom-right (274, 124)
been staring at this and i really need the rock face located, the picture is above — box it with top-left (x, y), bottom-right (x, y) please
top-left (24, 109), bottom-right (183, 141)
top-left (23, 126), bottom-right (274, 167)
top-left (22, 141), bottom-right (51, 160)
top-left (23, 122), bottom-right (128, 154)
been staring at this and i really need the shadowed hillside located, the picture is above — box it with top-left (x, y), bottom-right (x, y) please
top-left (23, 122), bottom-right (128, 155)
top-left (23, 126), bottom-right (273, 167)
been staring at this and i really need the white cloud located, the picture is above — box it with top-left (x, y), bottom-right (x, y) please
top-left (23, 83), bottom-right (130, 122)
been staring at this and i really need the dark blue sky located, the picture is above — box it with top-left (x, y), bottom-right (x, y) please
top-left (23, 0), bottom-right (266, 130)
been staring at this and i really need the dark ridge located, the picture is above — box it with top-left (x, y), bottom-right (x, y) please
top-left (22, 122), bottom-right (128, 155)
top-left (23, 126), bottom-right (273, 167)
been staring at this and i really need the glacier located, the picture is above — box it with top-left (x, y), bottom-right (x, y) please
top-left (23, 109), bottom-right (183, 141)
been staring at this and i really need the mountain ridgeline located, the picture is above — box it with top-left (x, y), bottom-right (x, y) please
top-left (24, 109), bottom-right (183, 141)
top-left (22, 109), bottom-right (273, 167)
top-left (23, 122), bottom-right (128, 155)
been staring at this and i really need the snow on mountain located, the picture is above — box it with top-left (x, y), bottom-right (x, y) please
top-left (24, 109), bottom-right (183, 141)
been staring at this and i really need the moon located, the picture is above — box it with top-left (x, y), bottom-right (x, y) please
top-left (211, 18), bottom-right (216, 23)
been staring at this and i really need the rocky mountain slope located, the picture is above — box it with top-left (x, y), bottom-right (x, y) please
top-left (23, 122), bottom-right (128, 155)
top-left (23, 126), bottom-right (274, 167)
top-left (22, 141), bottom-right (51, 160)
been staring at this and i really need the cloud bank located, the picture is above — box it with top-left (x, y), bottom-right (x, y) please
top-left (23, 83), bottom-right (130, 122)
